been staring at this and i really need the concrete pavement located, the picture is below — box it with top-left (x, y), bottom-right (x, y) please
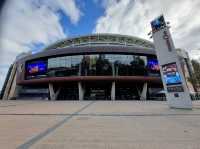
top-left (0, 100), bottom-right (200, 149)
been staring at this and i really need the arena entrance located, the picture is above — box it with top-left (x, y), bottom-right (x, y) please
top-left (115, 82), bottom-right (142, 100)
top-left (83, 82), bottom-right (111, 100)
top-left (56, 83), bottom-right (79, 100)
top-left (81, 81), bottom-right (145, 100)
top-left (48, 81), bottom-right (155, 101)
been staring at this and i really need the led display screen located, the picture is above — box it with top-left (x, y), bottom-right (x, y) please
top-left (151, 15), bottom-right (166, 31)
top-left (162, 63), bottom-right (182, 85)
top-left (26, 60), bottom-right (47, 76)
top-left (147, 59), bottom-right (160, 71)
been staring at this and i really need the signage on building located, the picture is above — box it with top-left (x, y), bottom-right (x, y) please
top-left (163, 30), bottom-right (172, 51)
top-left (162, 62), bottom-right (182, 86)
top-left (151, 15), bottom-right (166, 32)
top-left (167, 86), bottom-right (184, 92)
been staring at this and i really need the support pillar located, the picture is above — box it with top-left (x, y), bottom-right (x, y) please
top-left (49, 83), bottom-right (60, 100)
top-left (78, 82), bottom-right (84, 100)
top-left (111, 81), bottom-right (115, 100)
top-left (3, 63), bottom-right (17, 100)
top-left (140, 83), bottom-right (147, 100)
top-left (7, 73), bottom-right (18, 100)
top-left (111, 63), bottom-right (115, 76)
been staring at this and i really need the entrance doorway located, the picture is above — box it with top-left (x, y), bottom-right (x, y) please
top-left (57, 83), bottom-right (78, 100)
top-left (115, 83), bottom-right (141, 100)
top-left (84, 82), bottom-right (111, 100)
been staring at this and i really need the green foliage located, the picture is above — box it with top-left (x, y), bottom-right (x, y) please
top-left (190, 59), bottom-right (200, 86)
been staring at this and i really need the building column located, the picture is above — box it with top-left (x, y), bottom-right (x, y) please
top-left (111, 63), bottom-right (115, 76)
top-left (49, 83), bottom-right (60, 100)
top-left (140, 82), bottom-right (147, 100)
top-left (3, 63), bottom-right (17, 100)
top-left (111, 81), bottom-right (115, 100)
top-left (78, 82), bottom-right (84, 100)
top-left (7, 73), bottom-right (18, 100)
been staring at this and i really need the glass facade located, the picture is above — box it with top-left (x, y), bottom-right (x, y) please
top-left (81, 55), bottom-right (113, 76)
top-left (26, 54), bottom-right (160, 79)
top-left (47, 55), bottom-right (82, 77)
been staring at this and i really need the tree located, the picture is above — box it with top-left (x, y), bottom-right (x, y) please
top-left (190, 59), bottom-right (200, 90)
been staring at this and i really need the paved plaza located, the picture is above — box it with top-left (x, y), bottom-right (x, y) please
top-left (0, 100), bottom-right (200, 149)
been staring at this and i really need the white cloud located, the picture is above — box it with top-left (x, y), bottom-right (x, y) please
top-left (0, 0), bottom-right (82, 90)
top-left (94, 0), bottom-right (200, 61)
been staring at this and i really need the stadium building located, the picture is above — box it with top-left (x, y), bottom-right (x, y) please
top-left (1, 34), bottom-right (194, 100)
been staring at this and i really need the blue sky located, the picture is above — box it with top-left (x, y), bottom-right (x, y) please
top-left (56, 0), bottom-right (104, 37)
top-left (22, 0), bottom-right (105, 53)
top-left (1, 0), bottom-right (200, 90)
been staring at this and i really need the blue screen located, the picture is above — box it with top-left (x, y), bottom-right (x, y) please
top-left (162, 63), bottom-right (182, 85)
top-left (147, 59), bottom-right (160, 71)
top-left (27, 61), bottom-right (47, 75)
top-left (151, 15), bottom-right (166, 31)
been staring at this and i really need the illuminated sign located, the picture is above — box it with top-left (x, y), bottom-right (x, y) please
top-left (147, 59), bottom-right (160, 71)
top-left (162, 62), bottom-right (182, 86)
top-left (151, 15), bottom-right (166, 32)
top-left (26, 60), bottom-right (47, 76)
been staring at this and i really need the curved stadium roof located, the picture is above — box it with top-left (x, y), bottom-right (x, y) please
top-left (15, 34), bottom-right (155, 61)
top-left (44, 33), bottom-right (154, 50)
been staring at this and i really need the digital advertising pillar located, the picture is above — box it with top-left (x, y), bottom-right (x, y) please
top-left (151, 15), bottom-right (192, 109)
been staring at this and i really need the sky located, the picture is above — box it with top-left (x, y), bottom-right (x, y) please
top-left (0, 0), bottom-right (200, 90)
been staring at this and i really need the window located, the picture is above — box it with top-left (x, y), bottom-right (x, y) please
top-left (26, 54), bottom-right (159, 79)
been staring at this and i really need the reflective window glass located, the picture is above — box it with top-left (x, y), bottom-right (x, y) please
top-left (43, 54), bottom-right (160, 78)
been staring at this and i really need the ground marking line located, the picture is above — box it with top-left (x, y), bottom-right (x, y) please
top-left (0, 104), bottom-right (17, 107)
top-left (0, 101), bottom-right (46, 108)
top-left (16, 101), bottom-right (95, 149)
top-left (1, 113), bottom-right (200, 117)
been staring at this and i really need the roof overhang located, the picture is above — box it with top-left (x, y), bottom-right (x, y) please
top-left (17, 45), bottom-right (156, 63)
